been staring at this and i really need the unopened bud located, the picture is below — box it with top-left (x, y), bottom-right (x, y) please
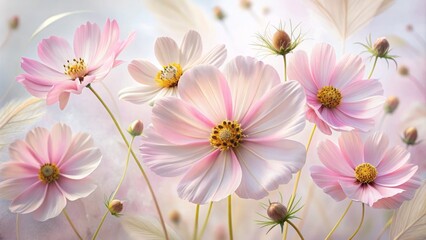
top-left (398, 65), bottom-right (409, 76)
top-left (169, 210), bottom-right (181, 224)
top-left (272, 30), bottom-right (291, 51)
top-left (240, 0), bottom-right (252, 9)
top-left (267, 202), bottom-right (287, 222)
top-left (406, 24), bottom-right (413, 32)
top-left (108, 199), bottom-right (123, 215)
top-left (384, 96), bottom-right (399, 114)
top-left (127, 120), bottom-right (144, 136)
top-left (373, 37), bottom-right (390, 57)
top-left (9, 15), bottom-right (19, 30)
top-left (403, 127), bottom-right (418, 145)
top-left (213, 6), bottom-right (225, 21)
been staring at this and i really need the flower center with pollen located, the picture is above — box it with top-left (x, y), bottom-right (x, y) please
top-left (355, 163), bottom-right (377, 184)
top-left (317, 86), bottom-right (342, 108)
top-left (38, 163), bottom-right (60, 184)
top-left (210, 120), bottom-right (243, 151)
top-left (63, 58), bottom-right (87, 80)
top-left (155, 63), bottom-right (183, 88)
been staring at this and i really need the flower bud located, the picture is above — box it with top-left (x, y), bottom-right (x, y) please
top-left (127, 120), bottom-right (144, 136)
top-left (398, 65), bottom-right (409, 76)
top-left (384, 96), bottom-right (399, 114)
top-left (272, 30), bottom-right (291, 51)
top-left (406, 24), bottom-right (413, 32)
top-left (267, 202), bottom-right (287, 222)
top-left (108, 199), bottom-right (124, 215)
top-left (403, 127), bottom-right (418, 145)
top-left (240, 0), bottom-right (252, 9)
top-left (9, 15), bottom-right (19, 30)
top-left (373, 37), bottom-right (390, 57)
top-left (213, 6), bottom-right (225, 20)
top-left (169, 210), bottom-right (181, 224)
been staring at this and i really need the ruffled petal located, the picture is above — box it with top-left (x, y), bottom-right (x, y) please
top-left (128, 60), bottom-right (159, 86)
top-left (9, 140), bottom-right (44, 167)
top-left (9, 181), bottom-right (47, 214)
top-left (288, 50), bottom-right (318, 94)
top-left (179, 30), bottom-right (202, 67)
top-left (363, 132), bottom-right (389, 166)
top-left (306, 107), bottom-right (332, 135)
top-left (48, 123), bottom-right (73, 165)
top-left (73, 21), bottom-right (101, 64)
top-left (330, 54), bottom-right (364, 88)
top-left (37, 36), bottom-right (74, 71)
top-left (375, 164), bottom-right (418, 187)
top-left (317, 140), bottom-right (354, 176)
top-left (119, 85), bottom-right (163, 104)
top-left (376, 146), bottom-right (410, 175)
top-left (154, 37), bottom-right (180, 66)
top-left (20, 57), bottom-right (66, 80)
top-left (32, 184), bottom-right (67, 221)
top-left (177, 150), bottom-right (242, 204)
top-left (195, 44), bottom-right (227, 68)
top-left (338, 132), bottom-right (364, 168)
top-left (310, 166), bottom-right (349, 201)
top-left (0, 162), bottom-right (38, 179)
top-left (224, 56), bottom-right (280, 121)
top-left (310, 43), bottom-right (336, 87)
top-left (338, 96), bottom-right (385, 119)
top-left (56, 178), bottom-right (97, 201)
top-left (0, 177), bottom-right (39, 200)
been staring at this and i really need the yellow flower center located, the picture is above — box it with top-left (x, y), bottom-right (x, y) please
top-left (63, 58), bottom-right (87, 80)
top-left (354, 163), bottom-right (377, 184)
top-left (317, 86), bottom-right (342, 108)
top-left (38, 163), bottom-right (60, 184)
top-left (210, 120), bottom-right (244, 151)
top-left (155, 63), bottom-right (183, 88)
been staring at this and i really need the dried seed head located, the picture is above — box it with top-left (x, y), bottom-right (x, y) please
top-left (403, 127), bottom-right (418, 145)
top-left (272, 30), bottom-right (291, 51)
top-left (127, 120), bottom-right (144, 136)
top-left (108, 199), bottom-right (124, 215)
top-left (373, 37), bottom-right (390, 57)
top-left (213, 6), bottom-right (225, 20)
top-left (398, 65), bottom-right (409, 76)
top-left (169, 210), bottom-right (181, 224)
top-left (384, 96), bottom-right (399, 114)
top-left (267, 202), bottom-right (287, 222)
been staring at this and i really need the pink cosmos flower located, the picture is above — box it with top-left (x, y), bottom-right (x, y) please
top-left (17, 19), bottom-right (134, 109)
top-left (141, 56), bottom-right (307, 204)
top-left (287, 43), bottom-right (385, 135)
top-left (0, 123), bottom-right (102, 221)
top-left (311, 131), bottom-right (421, 208)
top-left (119, 30), bottom-right (227, 105)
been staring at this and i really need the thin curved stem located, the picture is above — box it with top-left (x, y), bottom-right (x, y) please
top-left (193, 204), bottom-right (200, 240)
top-left (283, 55), bottom-right (288, 82)
top-left (368, 56), bottom-right (378, 79)
top-left (349, 203), bottom-right (365, 240)
top-left (88, 85), bottom-right (169, 240)
top-left (228, 195), bottom-right (234, 240)
top-left (16, 214), bottom-right (20, 240)
top-left (324, 200), bottom-right (353, 240)
top-left (283, 125), bottom-right (317, 239)
top-left (92, 136), bottom-right (135, 240)
top-left (198, 202), bottom-right (214, 240)
top-left (286, 220), bottom-right (304, 240)
top-left (63, 209), bottom-right (83, 240)
top-left (376, 217), bottom-right (392, 240)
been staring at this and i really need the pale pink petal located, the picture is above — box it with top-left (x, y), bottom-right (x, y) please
top-left (338, 96), bottom-right (385, 119)
top-left (179, 30), bottom-right (202, 67)
top-left (243, 81), bottom-right (306, 139)
top-left (0, 162), bottom-right (38, 179)
top-left (363, 132), bottom-right (389, 166)
top-left (194, 44), bottom-right (227, 68)
top-left (288, 50), bottom-right (318, 94)
top-left (9, 140), bottom-right (44, 167)
top-left (113, 31), bottom-right (136, 66)
top-left (310, 43), bottom-right (336, 87)
top-left (310, 166), bottom-right (348, 201)
top-left (151, 97), bottom-right (213, 144)
top-left (46, 81), bottom-right (79, 107)
top-left (317, 140), bottom-right (354, 176)
top-left (37, 36), bottom-right (74, 70)
top-left (320, 108), bottom-right (374, 132)
top-left (177, 150), bottom-right (242, 204)
top-left (330, 54), bottom-right (364, 88)
top-left (234, 138), bottom-right (305, 199)
top-left (21, 57), bottom-right (66, 80)
top-left (32, 184), bottom-right (66, 221)
top-left (73, 21), bottom-right (101, 64)
top-left (373, 177), bottom-right (422, 209)
top-left (48, 123), bottom-right (73, 165)
top-left (178, 65), bottom-right (232, 123)
top-left (119, 85), bottom-right (162, 104)
top-left (58, 92), bottom-right (71, 110)
top-left (16, 74), bottom-right (54, 98)
top-left (340, 79), bottom-right (383, 103)
top-left (86, 55), bottom-right (115, 80)
top-left (306, 108), bottom-right (332, 135)
top-left (9, 181), bottom-right (47, 214)
top-left (375, 164), bottom-right (418, 187)
top-left (128, 60), bottom-right (159, 86)
top-left (338, 132), bottom-right (364, 168)
top-left (154, 37), bottom-right (179, 66)
top-left (376, 146), bottom-right (411, 175)
top-left (316, 108), bottom-right (352, 131)
top-left (59, 147), bottom-right (101, 179)
top-left (91, 19), bottom-right (119, 65)
top-left (56, 178), bottom-right (97, 201)
top-left (0, 177), bottom-right (38, 200)
top-left (224, 56), bottom-right (280, 121)
top-left (339, 180), bottom-right (403, 206)
top-left (141, 128), bottom-right (213, 176)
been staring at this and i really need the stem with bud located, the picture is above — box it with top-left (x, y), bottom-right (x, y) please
top-left (367, 56), bottom-right (378, 79)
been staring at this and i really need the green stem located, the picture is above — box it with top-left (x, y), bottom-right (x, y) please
top-left (228, 195), bottom-right (234, 240)
top-left (283, 55), bottom-right (288, 82)
top-left (197, 202), bottom-right (213, 240)
top-left (325, 200), bottom-right (353, 240)
top-left (87, 85), bottom-right (169, 240)
top-left (16, 214), bottom-right (20, 240)
top-left (368, 56), bottom-right (378, 79)
top-left (193, 204), bottom-right (200, 240)
top-left (287, 220), bottom-right (304, 240)
top-left (91, 136), bottom-right (135, 240)
top-left (349, 203), bottom-right (365, 240)
top-left (63, 209), bottom-right (83, 240)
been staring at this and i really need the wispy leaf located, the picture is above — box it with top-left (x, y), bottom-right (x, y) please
top-left (310, 0), bottom-right (394, 40)
top-left (390, 182), bottom-right (426, 240)
top-left (121, 215), bottom-right (181, 240)
top-left (31, 10), bottom-right (90, 39)
top-left (0, 97), bottom-right (45, 150)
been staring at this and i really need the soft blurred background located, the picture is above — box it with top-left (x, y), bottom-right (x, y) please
top-left (0, 0), bottom-right (425, 239)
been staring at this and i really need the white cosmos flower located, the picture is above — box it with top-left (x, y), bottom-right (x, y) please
top-left (119, 30), bottom-right (227, 105)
